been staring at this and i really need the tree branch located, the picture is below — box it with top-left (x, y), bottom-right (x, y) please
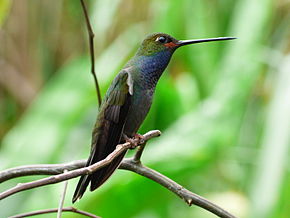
top-left (9, 206), bottom-right (100, 218)
top-left (0, 160), bottom-right (85, 183)
top-left (120, 159), bottom-right (236, 218)
top-left (0, 130), bottom-right (236, 218)
top-left (80, 0), bottom-right (102, 106)
top-left (0, 130), bottom-right (161, 201)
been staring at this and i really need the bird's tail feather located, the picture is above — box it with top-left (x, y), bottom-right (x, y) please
top-left (72, 174), bottom-right (90, 203)
top-left (72, 150), bottom-right (126, 203)
top-left (72, 151), bottom-right (94, 203)
top-left (90, 150), bottom-right (126, 191)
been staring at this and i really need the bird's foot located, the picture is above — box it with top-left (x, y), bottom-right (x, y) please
top-left (123, 133), bottom-right (145, 149)
top-left (134, 133), bottom-right (145, 144)
top-left (123, 134), bottom-right (139, 149)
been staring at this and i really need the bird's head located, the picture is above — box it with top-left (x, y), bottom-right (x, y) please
top-left (136, 32), bottom-right (236, 56)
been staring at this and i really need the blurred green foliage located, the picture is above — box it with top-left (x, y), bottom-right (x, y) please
top-left (0, 0), bottom-right (290, 218)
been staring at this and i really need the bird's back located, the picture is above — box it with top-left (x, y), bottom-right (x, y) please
top-left (72, 71), bottom-right (132, 202)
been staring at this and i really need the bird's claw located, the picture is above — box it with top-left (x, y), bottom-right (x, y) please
top-left (123, 133), bottom-right (145, 149)
top-left (134, 133), bottom-right (145, 144)
top-left (123, 134), bottom-right (138, 149)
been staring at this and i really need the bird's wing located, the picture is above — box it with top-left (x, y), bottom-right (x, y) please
top-left (72, 70), bottom-right (133, 203)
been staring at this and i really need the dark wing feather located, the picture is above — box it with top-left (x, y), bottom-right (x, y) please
top-left (72, 70), bottom-right (133, 203)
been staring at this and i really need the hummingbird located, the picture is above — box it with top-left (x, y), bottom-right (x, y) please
top-left (72, 33), bottom-right (235, 202)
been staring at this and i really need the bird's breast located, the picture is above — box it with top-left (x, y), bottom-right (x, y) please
top-left (123, 86), bottom-right (154, 137)
top-left (123, 51), bottom-right (172, 136)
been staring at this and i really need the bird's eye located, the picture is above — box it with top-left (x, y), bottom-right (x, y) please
top-left (156, 36), bottom-right (167, 43)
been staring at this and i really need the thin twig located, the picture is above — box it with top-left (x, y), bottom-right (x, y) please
top-left (0, 130), bottom-right (160, 201)
top-left (132, 142), bottom-right (147, 163)
top-left (80, 0), bottom-right (102, 106)
top-left (9, 206), bottom-right (100, 218)
top-left (57, 170), bottom-right (68, 218)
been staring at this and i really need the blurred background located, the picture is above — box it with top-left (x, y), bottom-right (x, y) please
top-left (0, 0), bottom-right (289, 217)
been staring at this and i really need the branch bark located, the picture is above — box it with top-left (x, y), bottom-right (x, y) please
top-left (132, 141), bottom-right (147, 163)
top-left (0, 160), bottom-right (85, 183)
top-left (0, 130), bottom-right (236, 218)
top-left (120, 159), bottom-right (236, 218)
top-left (0, 130), bottom-right (160, 201)
top-left (9, 206), bottom-right (100, 218)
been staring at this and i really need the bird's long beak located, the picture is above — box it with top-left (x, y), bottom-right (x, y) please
top-left (176, 37), bottom-right (236, 46)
